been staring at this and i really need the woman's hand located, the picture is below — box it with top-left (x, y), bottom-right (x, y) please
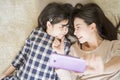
top-left (52, 37), bottom-right (65, 54)
top-left (83, 54), bottom-right (104, 75)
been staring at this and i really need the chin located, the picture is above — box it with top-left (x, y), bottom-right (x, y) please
top-left (59, 37), bottom-right (63, 39)
top-left (55, 36), bottom-right (61, 39)
top-left (79, 41), bottom-right (84, 44)
top-left (79, 40), bottom-right (86, 44)
top-left (58, 36), bottom-right (64, 39)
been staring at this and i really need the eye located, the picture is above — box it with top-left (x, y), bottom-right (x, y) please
top-left (75, 26), bottom-right (80, 30)
top-left (59, 26), bottom-right (63, 29)
top-left (59, 25), bottom-right (66, 29)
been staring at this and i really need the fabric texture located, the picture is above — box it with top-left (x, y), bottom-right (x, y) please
top-left (4, 28), bottom-right (70, 80)
top-left (69, 40), bottom-right (120, 80)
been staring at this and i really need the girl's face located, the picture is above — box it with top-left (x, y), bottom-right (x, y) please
top-left (74, 17), bottom-right (93, 43)
top-left (48, 20), bottom-right (69, 39)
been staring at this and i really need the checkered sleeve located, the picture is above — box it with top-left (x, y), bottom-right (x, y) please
top-left (12, 39), bottom-right (31, 69)
top-left (64, 40), bottom-right (71, 55)
top-left (11, 29), bottom-right (36, 69)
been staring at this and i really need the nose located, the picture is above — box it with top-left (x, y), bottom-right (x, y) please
top-left (74, 30), bottom-right (77, 36)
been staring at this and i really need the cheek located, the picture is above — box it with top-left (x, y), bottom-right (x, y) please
top-left (64, 29), bottom-right (68, 34)
top-left (53, 29), bottom-right (61, 35)
top-left (82, 31), bottom-right (91, 39)
top-left (52, 29), bottom-right (57, 35)
top-left (76, 29), bottom-right (81, 34)
top-left (81, 28), bottom-right (89, 34)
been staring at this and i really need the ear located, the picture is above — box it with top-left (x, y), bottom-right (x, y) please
top-left (46, 21), bottom-right (52, 29)
top-left (89, 23), bottom-right (97, 31)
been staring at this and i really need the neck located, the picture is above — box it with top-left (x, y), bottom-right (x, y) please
top-left (82, 36), bottom-right (103, 51)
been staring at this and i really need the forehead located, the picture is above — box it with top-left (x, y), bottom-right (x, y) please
top-left (74, 17), bottom-right (90, 29)
top-left (74, 18), bottom-right (87, 26)
top-left (74, 17), bottom-right (84, 24)
top-left (53, 19), bottom-right (69, 28)
top-left (58, 19), bottom-right (69, 25)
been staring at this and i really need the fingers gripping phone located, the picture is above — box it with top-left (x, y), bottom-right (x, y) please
top-left (49, 53), bottom-right (86, 73)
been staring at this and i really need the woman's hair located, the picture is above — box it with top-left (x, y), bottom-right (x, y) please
top-left (37, 2), bottom-right (73, 32)
top-left (71, 3), bottom-right (120, 40)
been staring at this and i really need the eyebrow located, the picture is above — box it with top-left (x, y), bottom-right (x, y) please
top-left (74, 24), bottom-right (81, 26)
top-left (62, 24), bottom-right (69, 27)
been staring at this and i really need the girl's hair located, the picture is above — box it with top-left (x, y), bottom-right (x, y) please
top-left (71, 3), bottom-right (120, 40)
top-left (37, 2), bottom-right (73, 32)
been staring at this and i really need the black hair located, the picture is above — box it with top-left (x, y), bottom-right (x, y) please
top-left (37, 2), bottom-right (74, 43)
top-left (71, 3), bottom-right (120, 40)
top-left (37, 2), bottom-right (73, 32)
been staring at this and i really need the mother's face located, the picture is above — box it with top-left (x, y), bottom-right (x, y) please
top-left (74, 17), bottom-right (93, 43)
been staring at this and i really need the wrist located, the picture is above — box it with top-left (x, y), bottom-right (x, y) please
top-left (0, 74), bottom-right (6, 80)
top-left (54, 50), bottom-right (64, 55)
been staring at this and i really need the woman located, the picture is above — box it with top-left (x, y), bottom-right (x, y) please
top-left (70, 3), bottom-right (120, 80)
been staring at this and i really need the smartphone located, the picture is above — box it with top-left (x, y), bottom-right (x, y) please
top-left (49, 53), bottom-right (86, 73)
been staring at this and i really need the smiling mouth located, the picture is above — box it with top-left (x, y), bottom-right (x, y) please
top-left (77, 36), bottom-right (82, 39)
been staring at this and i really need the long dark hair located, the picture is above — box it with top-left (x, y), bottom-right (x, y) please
top-left (71, 3), bottom-right (120, 40)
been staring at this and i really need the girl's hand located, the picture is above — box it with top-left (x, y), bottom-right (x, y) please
top-left (52, 37), bottom-right (65, 54)
top-left (0, 74), bottom-right (6, 80)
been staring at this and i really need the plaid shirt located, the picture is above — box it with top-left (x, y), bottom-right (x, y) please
top-left (11, 28), bottom-right (70, 80)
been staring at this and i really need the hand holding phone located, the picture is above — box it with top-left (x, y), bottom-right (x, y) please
top-left (49, 53), bottom-right (86, 73)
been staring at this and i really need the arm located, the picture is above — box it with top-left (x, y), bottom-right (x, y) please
top-left (0, 65), bottom-right (16, 80)
top-left (104, 56), bottom-right (120, 73)
top-left (104, 40), bottom-right (120, 73)
top-left (77, 55), bottom-right (120, 75)
top-left (0, 40), bottom-right (30, 80)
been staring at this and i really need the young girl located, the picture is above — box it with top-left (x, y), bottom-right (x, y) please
top-left (0, 2), bottom-right (73, 80)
